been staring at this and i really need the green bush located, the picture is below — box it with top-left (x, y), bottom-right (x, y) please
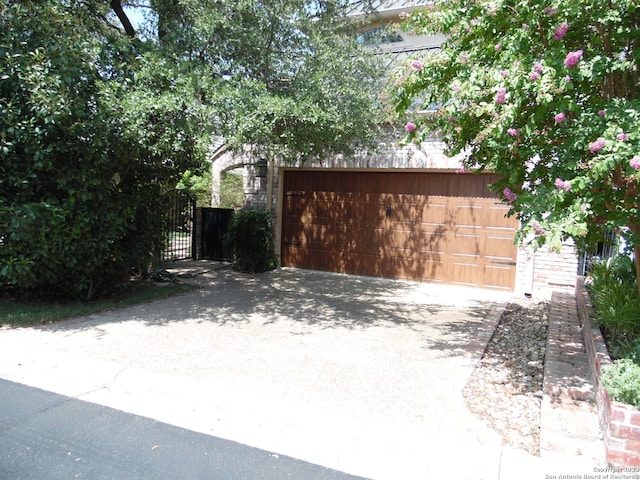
top-left (0, 3), bottom-right (205, 299)
top-left (224, 209), bottom-right (278, 274)
top-left (601, 359), bottom-right (640, 408)
top-left (588, 255), bottom-right (640, 351)
top-left (611, 338), bottom-right (640, 365)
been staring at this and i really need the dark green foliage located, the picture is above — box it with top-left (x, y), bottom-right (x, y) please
top-left (152, 0), bottom-right (385, 165)
top-left (587, 255), bottom-right (640, 406)
top-left (1, 0), bottom-right (384, 298)
top-left (0, 2), bottom-right (202, 298)
top-left (225, 210), bottom-right (278, 274)
top-left (588, 256), bottom-right (640, 359)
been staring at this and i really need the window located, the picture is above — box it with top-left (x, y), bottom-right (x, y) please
top-left (356, 27), bottom-right (403, 46)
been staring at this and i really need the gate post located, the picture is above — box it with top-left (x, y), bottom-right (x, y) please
top-left (193, 207), bottom-right (203, 260)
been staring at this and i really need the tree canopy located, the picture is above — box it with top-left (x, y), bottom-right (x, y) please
top-left (143, 0), bottom-right (386, 163)
top-left (394, 0), bottom-right (640, 280)
top-left (0, 0), bottom-right (384, 297)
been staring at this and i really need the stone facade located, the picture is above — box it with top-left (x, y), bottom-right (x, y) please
top-left (210, 147), bottom-right (268, 210)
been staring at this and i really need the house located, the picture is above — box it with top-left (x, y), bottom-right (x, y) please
top-left (209, 1), bottom-right (578, 298)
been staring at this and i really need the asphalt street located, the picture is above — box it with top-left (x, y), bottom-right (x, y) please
top-left (0, 378), bottom-right (367, 480)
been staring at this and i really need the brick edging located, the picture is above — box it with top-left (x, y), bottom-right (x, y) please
top-left (575, 278), bottom-right (640, 467)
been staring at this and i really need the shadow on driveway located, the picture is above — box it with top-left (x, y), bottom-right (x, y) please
top-left (44, 267), bottom-right (510, 356)
top-left (0, 266), bottom-right (513, 480)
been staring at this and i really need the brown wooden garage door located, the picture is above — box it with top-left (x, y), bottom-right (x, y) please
top-left (281, 170), bottom-right (519, 290)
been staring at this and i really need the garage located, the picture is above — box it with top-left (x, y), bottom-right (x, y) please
top-left (280, 170), bottom-right (519, 290)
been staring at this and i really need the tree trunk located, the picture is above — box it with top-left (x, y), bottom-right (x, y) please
top-left (635, 245), bottom-right (640, 297)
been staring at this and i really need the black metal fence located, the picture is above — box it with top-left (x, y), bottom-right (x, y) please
top-left (577, 230), bottom-right (620, 276)
top-left (162, 190), bottom-right (196, 262)
top-left (200, 208), bottom-right (234, 260)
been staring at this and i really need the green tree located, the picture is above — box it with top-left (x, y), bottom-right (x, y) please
top-left (0, 1), bottom-right (204, 298)
top-left (1, 0), bottom-right (384, 297)
top-left (220, 171), bottom-right (244, 210)
top-left (177, 168), bottom-right (212, 207)
top-left (145, 0), bottom-right (386, 164)
top-left (394, 0), bottom-right (640, 288)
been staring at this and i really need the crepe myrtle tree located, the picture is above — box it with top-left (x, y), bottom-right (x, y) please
top-left (393, 0), bottom-right (640, 289)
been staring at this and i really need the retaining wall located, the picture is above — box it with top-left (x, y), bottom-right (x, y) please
top-left (575, 278), bottom-right (640, 467)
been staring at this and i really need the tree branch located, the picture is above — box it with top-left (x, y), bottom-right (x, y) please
top-left (110, 0), bottom-right (136, 38)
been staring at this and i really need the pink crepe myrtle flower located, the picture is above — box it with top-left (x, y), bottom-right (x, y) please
top-left (552, 22), bottom-right (569, 40)
top-left (554, 178), bottom-right (571, 191)
top-left (411, 60), bottom-right (424, 71)
top-left (564, 50), bottom-right (583, 68)
top-left (531, 220), bottom-right (546, 236)
top-left (564, 75), bottom-right (571, 83)
top-left (617, 133), bottom-right (628, 141)
top-left (598, 109), bottom-right (606, 117)
top-left (494, 43), bottom-right (502, 51)
top-left (503, 188), bottom-right (517, 202)
top-left (529, 72), bottom-right (541, 81)
top-left (404, 122), bottom-right (416, 133)
top-left (507, 128), bottom-right (519, 137)
top-left (543, 7), bottom-right (558, 16)
top-left (533, 62), bottom-right (544, 74)
top-left (495, 87), bottom-right (507, 104)
top-left (589, 138), bottom-right (605, 152)
top-left (630, 157), bottom-right (640, 170)
top-left (554, 112), bottom-right (566, 124)
top-left (500, 70), bottom-right (509, 78)
top-left (460, 54), bottom-right (469, 64)
top-left (456, 166), bottom-right (467, 174)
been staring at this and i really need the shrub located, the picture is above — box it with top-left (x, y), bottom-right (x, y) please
top-left (0, 3), bottom-right (205, 299)
top-left (601, 359), bottom-right (640, 408)
top-left (224, 209), bottom-right (278, 274)
top-left (611, 338), bottom-right (640, 366)
top-left (588, 255), bottom-right (640, 350)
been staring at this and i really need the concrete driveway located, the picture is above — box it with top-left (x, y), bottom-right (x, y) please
top-left (0, 266), bottom-right (542, 479)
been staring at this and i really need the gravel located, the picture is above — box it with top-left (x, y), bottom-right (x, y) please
top-left (463, 298), bottom-right (550, 457)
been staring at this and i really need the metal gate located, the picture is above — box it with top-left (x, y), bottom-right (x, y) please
top-left (201, 208), bottom-right (234, 260)
top-left (162, 190), bottom-right (196, 262)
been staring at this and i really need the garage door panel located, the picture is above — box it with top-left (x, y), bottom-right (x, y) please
top-left (281, 171), bottom-right (518, 290)
top-left (419, 202), bottom-right (449, 224)
top-left (452, 232), bottom-right (482, 256)
top-left (449, 261), bottom-right (480, 286)
top-left (383, 255), bottom-right (445, 281)
top-left (454, 204), bottom-right (485, 226)
top-left (484, 265), bottom-right (516, 290)
top-left (414, 230), bottom-right (448, 253)
top-left (484, 234), bottom-right (517, 260)
top-left (283, 245), bottom-right (330, 270)
top-left (486, 205), bottom-right (516, 228)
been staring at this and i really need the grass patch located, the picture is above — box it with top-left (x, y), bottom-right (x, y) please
top-left (0, 281), bottom-right (197, 327)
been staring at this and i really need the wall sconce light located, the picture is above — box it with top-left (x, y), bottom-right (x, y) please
top-left (255, 158), bottom-right (268, 178)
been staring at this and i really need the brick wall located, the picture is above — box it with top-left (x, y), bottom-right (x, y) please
top-left (533, 242), bottom-right (579, 296)
top-left (576, 278), bottom-right (640, 467)
top-left (515, 242), bottom-right (579, 298)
